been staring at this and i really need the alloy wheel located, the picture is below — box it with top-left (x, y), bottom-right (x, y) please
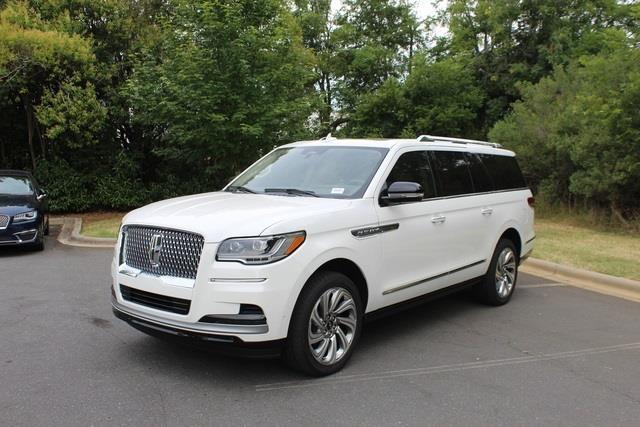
top-left (495, 247), bottom-right (517, 298)
top-left (307, 287), bottom-right (357, 365)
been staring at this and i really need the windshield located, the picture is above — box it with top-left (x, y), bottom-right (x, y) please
top-left (0, 176), bottom-right (34, 196)
top-left (228, 146), bottom-right (389, 198)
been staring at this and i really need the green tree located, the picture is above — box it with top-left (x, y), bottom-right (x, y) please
top-left (331, 0), bottom-right (422, 128)
top-left (127, 0), bottom-right (315, 190)
top-left (443, 0), bottom-right (639, 131)
top-left (349, 56), bottom-right (484, 138)
top-left (0, 0), bottom-right (97, 169)
top-left (490, 48), bottom-right (640, 223)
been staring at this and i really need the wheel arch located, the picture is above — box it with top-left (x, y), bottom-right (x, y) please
top-left (497, 227), bottom-right (522, 261)
top-left (284, 253), bottom-right (371, 337)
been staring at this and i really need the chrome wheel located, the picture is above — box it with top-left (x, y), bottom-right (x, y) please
top-left (495, 247), bottom-right (517, 298)
top-left (308, 287), bottom-right (357, 366)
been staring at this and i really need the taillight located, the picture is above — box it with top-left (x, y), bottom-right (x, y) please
top-left (527, 197), bottom-right (535, 207)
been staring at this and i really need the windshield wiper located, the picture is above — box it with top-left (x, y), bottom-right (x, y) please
top-left (264, 188), bottom-right (319, 197)
top-left (226, 185), bottom-right (257, 194)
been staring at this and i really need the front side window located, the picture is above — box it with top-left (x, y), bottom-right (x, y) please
top-left (0, 176), bottom-right (34, 196)
top-left (228, 146), bottom-right (388, 199)
top-left (384, 150), bottom-right (436, 199)
top-left (430, 151), bottom-right (474, 196)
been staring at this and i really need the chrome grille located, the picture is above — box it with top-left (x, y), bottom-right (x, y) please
top-left (122, 225), bottom-right (204, 280)
top-left (0, 215), bottom-right (9, 229)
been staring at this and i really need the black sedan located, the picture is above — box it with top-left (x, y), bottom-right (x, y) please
top-left (0, 170), bottom-right (49, 250)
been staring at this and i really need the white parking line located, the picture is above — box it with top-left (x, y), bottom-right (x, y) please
top-left (255, 341), bottom-right (640, 392)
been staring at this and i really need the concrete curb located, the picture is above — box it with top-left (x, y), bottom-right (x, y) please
top-left (52, 217), bottom-right (116, 248)
top-left (521, 258), bottom-right (640, 303)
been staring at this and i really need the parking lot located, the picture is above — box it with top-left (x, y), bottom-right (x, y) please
top-left (1, 228), bottom-right (639, 426)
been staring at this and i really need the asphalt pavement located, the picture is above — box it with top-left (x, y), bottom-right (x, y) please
top-left (1, 229), bottom-right (639, 426)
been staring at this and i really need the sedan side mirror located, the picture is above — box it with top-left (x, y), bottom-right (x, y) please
top-left (381, 181), bottom-right (424, 205)
top-left (37, 190), bottom-right (47, 201)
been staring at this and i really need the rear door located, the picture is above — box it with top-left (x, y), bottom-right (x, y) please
top-left (427, 149), bottom-right (489, 282)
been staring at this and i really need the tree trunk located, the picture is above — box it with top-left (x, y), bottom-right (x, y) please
top-left (22, 95), bottom-right (37, 171)
top-left (0, 138), bottom-right (6, 168)
top-left (611, 201), bottom-right (631, 229)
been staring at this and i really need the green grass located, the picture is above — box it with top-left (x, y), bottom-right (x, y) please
top-left (534, 218), bottom-right (640, 281)
top-left (81, 214), bottom-right (124, 238)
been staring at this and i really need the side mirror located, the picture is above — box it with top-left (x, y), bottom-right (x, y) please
top-left (381, 181), bottom-right (424, 205)
top-left (37, 190), bottom-right (47, 201)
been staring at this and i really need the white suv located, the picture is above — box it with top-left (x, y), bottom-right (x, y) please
top-left (111, 135), bottom-right (535, 376)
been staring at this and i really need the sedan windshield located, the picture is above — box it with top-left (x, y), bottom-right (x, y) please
top-left (0, 176), bottom-right (34, 196)
top-left (228, 146), bottom-right (389, 199)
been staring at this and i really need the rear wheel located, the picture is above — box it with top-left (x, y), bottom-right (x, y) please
top-left (474, 239), bottom-right (518, 306)
top-left (284, 271), bottom-right (363, 376)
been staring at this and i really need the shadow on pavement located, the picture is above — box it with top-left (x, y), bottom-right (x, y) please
top-left (113, 291), bottom-right (478, 385)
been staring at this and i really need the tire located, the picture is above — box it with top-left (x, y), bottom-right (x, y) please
top-left (44, 216), bottom-right (50, 236)
top-left (284, 271), bottom-right (363, 376)
top-left (31, 224), bottom-right (45, 251)
top-left (474, 238), bottom-right (518, 306)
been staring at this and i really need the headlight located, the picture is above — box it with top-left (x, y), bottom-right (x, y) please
top-left (216, 231), bottom-right (306, 265)
top-left (13, 210), bottom-right (38, 223)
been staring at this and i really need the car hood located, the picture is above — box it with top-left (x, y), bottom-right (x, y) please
top-left (124, 192), bottom-right (353, 242)
top-left (0, 195), bottom-right (38, 216)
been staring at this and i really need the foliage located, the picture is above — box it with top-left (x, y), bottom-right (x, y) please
top-left (126, 0), bottom-right (315, 189)
top-left (0, 0), bottom-right (638, 220)
top-left (348, 56), bottom-right (484, 138)
top-left (490, 48), bottom-right (640, 221)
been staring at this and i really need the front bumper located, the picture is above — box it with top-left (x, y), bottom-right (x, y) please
top-left (111, 239), bottom-right (312, 343)
top-left (0, 219), bottom-right (41, 246)
top-left (112, 300), bottom-right (284, 358)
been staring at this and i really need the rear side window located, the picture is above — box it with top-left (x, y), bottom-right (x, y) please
top-left (430, 151), bottom-right (474, 196)
top-left (385, 150), bottom-right (436, 199)
top-left (466, 153), bottom-right (494, 192)
top-left (479, 154), bottom-right (527, 190)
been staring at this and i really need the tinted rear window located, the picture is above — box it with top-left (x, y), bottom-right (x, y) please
top-left (430, 151), bottom-right (474, 196)
top-left (467, 153), bottom-right (495, 192)
top-left (479, 154), bottom-right (527, 190)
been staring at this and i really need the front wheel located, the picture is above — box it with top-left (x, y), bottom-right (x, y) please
top-left (474, 239), bottom-right (518, 306)
top-left (284, 271), bottom-right (363, 376)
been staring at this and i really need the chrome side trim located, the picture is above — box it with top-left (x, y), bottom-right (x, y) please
top-left (383, 259), bottom-right (486, 295)
top-left (209, 278), bottom-right (267, 283)
top-left (351, 223), bottom-right (399, 238)
top-left (112, 300), bottom-right (268, 334)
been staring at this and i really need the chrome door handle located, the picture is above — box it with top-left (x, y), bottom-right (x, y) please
top-left (431, 215), bottom-right (446, 224)
top-left (481, 208), bottom-right (493, 216)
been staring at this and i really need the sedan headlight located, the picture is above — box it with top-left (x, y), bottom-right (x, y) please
top-left (13, 210), bottom-right (38, 223)
top-left (216, 231), bottom-right (306, 265)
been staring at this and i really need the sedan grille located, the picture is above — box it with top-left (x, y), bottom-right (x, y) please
top-left (122, 225), bottom-right (204, 280)
top-left (0, 215), bottom-right (9, 229)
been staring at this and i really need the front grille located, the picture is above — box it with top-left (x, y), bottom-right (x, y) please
top-left (120, 284), bottom-right (191, 315)
top-left (122, 225), bottom-right (204, 280)
top-left (0, 215), bottom-right (9, 229)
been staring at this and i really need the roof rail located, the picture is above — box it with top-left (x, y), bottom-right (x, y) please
top-left (417, 135), bottom-right (502, 149)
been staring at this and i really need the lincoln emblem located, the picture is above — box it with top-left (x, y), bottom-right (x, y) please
top-left (148, 234), bottom-right (163, 267)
